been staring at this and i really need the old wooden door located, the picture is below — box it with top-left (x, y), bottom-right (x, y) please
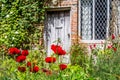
top-left (44, 10), bottom-right (71, 56)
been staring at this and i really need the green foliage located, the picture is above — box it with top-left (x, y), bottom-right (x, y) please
top-left (62, 64), bottom-right (93, 80)
top-left (28, 45), bottom-right (46, 67)
top-left (90, 37), bottom-right (120, 80)
top-left (0, 46), bottom-right (46, 80)
top-left (0, 48), bottom-right (92, 80)
top-left (0, 44), bottom-right (93, 80)
top-left (0, 63), bottom-right (93, 80)
top-left (90, 51), bottom-right (120, 80)
top-left (70, 44), bottom-right (89, 69)
top-left (44, 64), bottom-right (93, 80)
top-left (0, 0), bottom-right (49, 49)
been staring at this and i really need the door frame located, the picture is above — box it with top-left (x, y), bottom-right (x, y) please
top-left (44, 7), bottom-right (71, 56)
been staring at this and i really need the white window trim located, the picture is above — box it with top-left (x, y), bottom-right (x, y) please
top-left (79, 40), bottom-right (106, 44)
top-left (93, 0), bottom-right (95, 40)
top-left (78, 0), bottom-right (110, 43)
top-left (107, 0), bottom-right (110, 39)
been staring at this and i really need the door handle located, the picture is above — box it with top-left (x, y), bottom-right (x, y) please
top-left (55, 26), bottom-right (62, 29)
top-left (68, 33), bottom-right (70, 37)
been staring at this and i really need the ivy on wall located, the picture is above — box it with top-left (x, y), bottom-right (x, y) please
top-left (0, 0), bottom-right (51, 49)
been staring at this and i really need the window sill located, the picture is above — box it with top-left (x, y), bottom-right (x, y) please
top-left (79, 40), bottom-right (106, 44)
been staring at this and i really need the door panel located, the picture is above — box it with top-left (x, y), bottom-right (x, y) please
top-left (44, 10), bottom-right (71, 56)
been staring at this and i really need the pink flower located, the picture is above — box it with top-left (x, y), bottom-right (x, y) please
top-left (16, 55), bottom-right (26, 63)
top-left (9, 47), bottom-right (20, 55)
top-left (59, 64), bottom-right (67, 70)
top-left (89, 45), bottom-right (92, 49)
top-left (21, 50), bottom-right (29, 56)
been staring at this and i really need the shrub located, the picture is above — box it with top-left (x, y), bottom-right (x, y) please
top-left (70, 44), bottom-right (89, 69)
top-left (90, 34), bottom-right (120, 80)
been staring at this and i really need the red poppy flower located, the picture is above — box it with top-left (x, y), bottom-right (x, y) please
top-left (107, 45), bottom-right (112, 49)
top-left (112, 34), bottom-right (115, 40)
top-left (51, 44), bottom-right (56, 52)
top-left (59, 49), bottom-right (66, 55)
top-left (41, 68), bottom-right (52, 75)
top-left (33, 66), bottom-right (39, 72)
top-left (51, 44), bottom-right (66, 55)
top-left (18, 66), bottom-right (26, 72)
top-left (89, 45), bottom-right (93, 49)
top-left (9, 47), bottom-right (20, 55)
top-left (59, 64), bottom-right (67, 70)
top-left (45, 57), bottom-right (56, 63)
top-left (16, 55), bottom-right (26, 63)
top-left (113, 47), bottom-right (117, 52)
top-left (41, 68), bottom-right (49, 72)
top-left (51, 44), bottom-right (62, 53)
top-left (93, 44), bottom-right (96, 48)
top-left (27, 62), bottom-right (31, 67)
top-left (46, 70), bottom-right (52, 76)
top-left (21, 50), bottom-right (29, 56)
top-left (30, 66), bottom-right (39, 73)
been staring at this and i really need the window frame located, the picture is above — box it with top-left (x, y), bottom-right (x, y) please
top-left (78, 0), bottom-right (110, 43)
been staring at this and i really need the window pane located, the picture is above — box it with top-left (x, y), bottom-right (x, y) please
top-left (95, 0), bottom-right (108, 40)
top-left (81, 0), bottom-right (93, 40)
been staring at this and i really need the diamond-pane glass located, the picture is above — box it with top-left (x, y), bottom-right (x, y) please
top-left (81, 0), bottom-right (110, 40)
top-left (95, 0), bottom-right (107, 40)
top-left (81, 0), bottom-right (92, 40)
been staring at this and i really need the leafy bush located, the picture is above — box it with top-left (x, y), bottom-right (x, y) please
top-left (70, 44), bottom-right (89, 70)
top-left (90, 34), bottom-right (120, 80)
top-left (0, 0), bottom-right (48, 49)
top-left (0, 44), bottom-right (93, 80)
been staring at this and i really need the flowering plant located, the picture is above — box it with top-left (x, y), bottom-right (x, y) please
top-left (51, 44), bottom-right (66, 55)
top-left (8, 44), bottom-right (67, 75)
top-left (9, 47), bottom-right (20, 55)
top-left (59, 64), bottom-right (67, 70)
top-left (45, 57), bottom-right (56, 63)
top-left (8, 47), bottom-right (40, 73)
top-left (42, 44), bottom-right (68, 76)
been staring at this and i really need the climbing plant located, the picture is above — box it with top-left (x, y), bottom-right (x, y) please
top-left (0, 0), bottom-right (51, 49)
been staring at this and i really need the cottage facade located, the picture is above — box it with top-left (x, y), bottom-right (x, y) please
top-left (44, 0), bottom-right (120, 56)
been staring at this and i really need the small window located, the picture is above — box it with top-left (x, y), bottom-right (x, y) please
top-left (80, 0), bottom-right (111, 40)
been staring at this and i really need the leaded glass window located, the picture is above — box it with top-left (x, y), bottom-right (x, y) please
top-left (80, 0), bottom-right (111, 40)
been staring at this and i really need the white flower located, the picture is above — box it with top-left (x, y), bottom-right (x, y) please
top-left (6, 15), bottom-right (10, 18)
top-left (5, 36), bottom-right (7, 38)
top-left (2, 4), bottom-right (4, 7)
top-left (15, 31), bottom-right (19, 34)
top-left (11, 44), bottom-right (14, 46)
top-left (12, 37), bottom-right (15, 40)
top-left (10, 12), bottom-right (13, 14)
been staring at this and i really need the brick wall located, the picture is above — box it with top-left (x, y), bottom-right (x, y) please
top-left (49, 0), bottom-right (78, 44)
top-left (117, 1), bottom-right (120, 34)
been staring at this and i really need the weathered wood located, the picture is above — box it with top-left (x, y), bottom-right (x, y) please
top-left (44, 10), bottom-right (71, 56)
